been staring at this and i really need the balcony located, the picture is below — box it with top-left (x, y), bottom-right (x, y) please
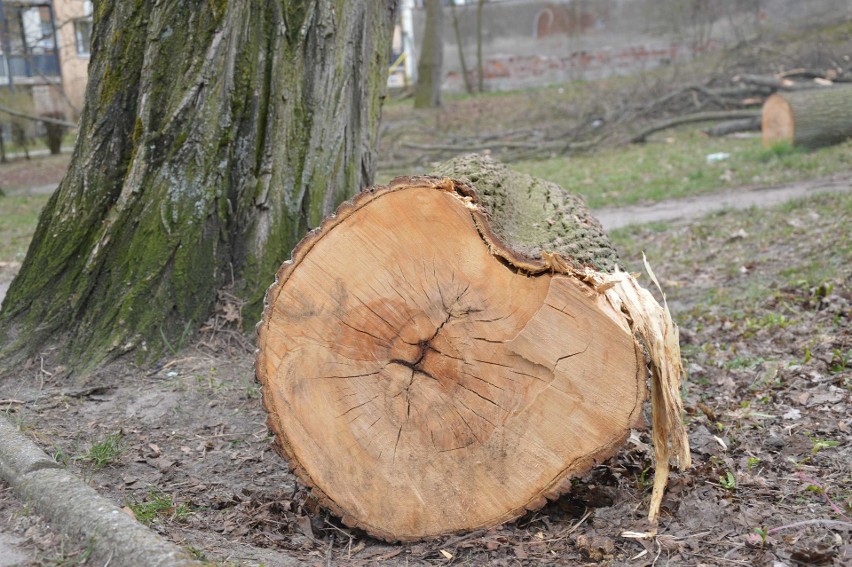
top-left (0, 0), bottom-right (61, 86)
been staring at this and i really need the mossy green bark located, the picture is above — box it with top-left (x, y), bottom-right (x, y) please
top-left (431, 155), bottom-right (621, 273)
top-left (0, 0), bottom-right (396, 373)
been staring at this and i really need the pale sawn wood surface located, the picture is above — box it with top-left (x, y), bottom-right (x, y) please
top-left (256, 177), bottom-right (645, 541)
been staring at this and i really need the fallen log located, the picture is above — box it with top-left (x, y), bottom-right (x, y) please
top-left (735, 73), bottom-right (798, 90)
top-left (704, 116), bottom-right (761, 137)
top-left (735, 73), bottom-right (840, 92)
top-left (631, 110), bottom-right (760, 143)
top-left (256, 155), bottom-right (690, 541)
top-left (762, 85), bottom-right (852, 149)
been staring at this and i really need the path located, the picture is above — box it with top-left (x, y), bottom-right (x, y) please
top-left (593, 172), bottom-right (852, 231)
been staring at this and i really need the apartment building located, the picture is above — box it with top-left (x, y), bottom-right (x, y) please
top-left (0, 0), bottom-right (91, 119)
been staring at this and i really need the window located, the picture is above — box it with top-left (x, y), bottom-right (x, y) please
top-left (74, 19), bottom-right (92, 56)
top-left (75, 1), bottom-right (94, 57)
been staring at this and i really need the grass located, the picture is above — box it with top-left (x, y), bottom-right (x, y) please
top-left (513, 129), bottom-right (852, 209)
top-left (127, 490), bottom-right (192, 525)
top-left (75, 432), bottom-right (124, 470)
top-left (0, 193), bottom-right (50, 263)
top-left (609, 190), bottom-right (852, 339)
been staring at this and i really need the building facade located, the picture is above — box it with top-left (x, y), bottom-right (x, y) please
top-left (0, 0), bottom-right (90, 119)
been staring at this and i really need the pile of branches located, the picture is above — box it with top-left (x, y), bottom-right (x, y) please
top-left (378, 65), bottom-right (850, 169)
top-left (628, 66), bottom-right (852, 143)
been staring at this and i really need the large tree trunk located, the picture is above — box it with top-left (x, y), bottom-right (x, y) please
top-left (413, 0), bottom-right (443, 109)
top-left (762, 86), bottom-right (852, 149)
top-left (0, 1), bottom-right (395, 371)
top-left (257, 155), bottom-right (691, 541)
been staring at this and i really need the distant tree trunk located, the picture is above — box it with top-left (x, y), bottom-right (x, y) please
top-left (476, 0), bottom-right (485, 93)
top-left (0, 0), bottom-right (396, 373)
top-left (450, 2), bottom-right (473, 95)
top-left (414, 0), bottom-right (443, 108)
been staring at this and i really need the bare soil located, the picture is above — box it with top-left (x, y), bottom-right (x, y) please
top-left (0, 186), bottom-right (849, 566)
top-left (0, 154), bottom-right (69, 194)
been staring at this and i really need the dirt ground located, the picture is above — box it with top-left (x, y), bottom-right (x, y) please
top-left (0, 184), bottom-right (848, 566)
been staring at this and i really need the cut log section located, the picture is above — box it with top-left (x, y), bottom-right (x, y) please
top-left (762, 85), bottom-right (852, 149)
top-left (256, 155), bottom-right (690, 541)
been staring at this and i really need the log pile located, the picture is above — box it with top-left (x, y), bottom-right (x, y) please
top-left (256, 155), bottom-right (690, 541)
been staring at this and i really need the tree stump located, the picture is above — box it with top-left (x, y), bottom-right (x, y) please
top-left (257, 156), bottom-right (689, 541)
top-left (762, 85), bottom-right (852, 149)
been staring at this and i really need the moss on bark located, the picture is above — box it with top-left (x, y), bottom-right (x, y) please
top-left (432, 154), bottom-right (621, 273)
top-left (0, 0), bottom-right (396, 374)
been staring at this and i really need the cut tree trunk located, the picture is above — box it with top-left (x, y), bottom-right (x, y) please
top-left (762, 86), bottom-right (852, 149)
top-left (257, 155), bottom-right (690, 541)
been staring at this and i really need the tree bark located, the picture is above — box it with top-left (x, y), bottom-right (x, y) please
top-left (257, 155), bottom-right (691, 541)
top-left (0, 1), bottom-right (396, 372)
top-left (413, 0), bottom-right (443, 109)
top-left (762, 86), bottom-right (852, 149)
top-left (476, 0), bottom-right (485, 94)
top-left (450, 2), bottom-right (473, 95)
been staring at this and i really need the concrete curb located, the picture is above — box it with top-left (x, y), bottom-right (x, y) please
top-left (0, 416), bottom-right (202, 567)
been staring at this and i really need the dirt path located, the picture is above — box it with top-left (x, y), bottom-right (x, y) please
top-left (593, 172), bottom-right (852, 230)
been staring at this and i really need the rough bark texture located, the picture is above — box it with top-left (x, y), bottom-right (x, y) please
top-left (431, 155), bottom-right (620, 273)
top-left (762, 86), bottom-right (852, 149)
top-left (413, 0), bottom-right (443, 109)
top-left (257, 173), bottom-right (645, 541)
top-left (0, 0), bottom-right (395, 371)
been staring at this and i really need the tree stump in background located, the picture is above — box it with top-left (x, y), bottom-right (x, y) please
top-left (257, 155), bottom-right (690, 541)
top-left (762, 85), bottom-right (852, 149)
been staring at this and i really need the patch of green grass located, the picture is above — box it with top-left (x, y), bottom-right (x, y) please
top-left (830, 348), bottom-right (851, 373)
top-left (719, 470), bottom-right (736, 491)
top-left (127, 490), bottom-right (192, 525)
top-left (0, 193), bottom-right (50, 262)
top-left (75, 432), bottom-right (124, 470)
top-left (808, 435), bottom-right (840, 454)
top-left (512, 130), bottom-right (852, 208)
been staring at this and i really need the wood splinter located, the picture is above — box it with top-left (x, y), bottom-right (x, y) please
top-left (256, 155), bottom-right (690, 542)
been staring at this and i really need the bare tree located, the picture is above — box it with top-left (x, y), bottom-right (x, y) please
top-left (414, 0), bottom-right (444, 108)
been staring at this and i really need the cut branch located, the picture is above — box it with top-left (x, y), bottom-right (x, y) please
top-left (703, 116), bottom-right (761, 137)
top-left (631, 110), bottom-right (760, 143)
